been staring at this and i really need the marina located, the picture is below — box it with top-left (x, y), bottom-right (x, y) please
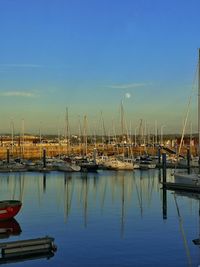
top-left (1, 1), bottom-right (200, 266)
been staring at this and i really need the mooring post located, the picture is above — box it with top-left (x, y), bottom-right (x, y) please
top-left (162, 153), bottom-right (167, 185)
top-left (7, 148), bottom-right (10, 164)
top-left (187, 148), bottom-right (191, 174)
top-left (158, 147), bottom-right (161, 166)
top-left (93, 148), bottom-right (97, 164)
top-left (43, 148), bottom-right (46, 168)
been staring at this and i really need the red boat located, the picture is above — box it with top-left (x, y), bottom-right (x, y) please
top-left (0, 200), bottom-right (22, 221)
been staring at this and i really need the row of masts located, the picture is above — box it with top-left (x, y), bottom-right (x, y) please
top-left (6, 47), bottom-right (200, 158)
top-left (198, 49), bottom-right (200, 173)
top-left (7, 108), bottom-right (194, 146)
top-left (3, 127), bottom-right (196, 161)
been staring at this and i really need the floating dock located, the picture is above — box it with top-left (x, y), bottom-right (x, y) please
top-left (0, 236), bottom-right (57, 264)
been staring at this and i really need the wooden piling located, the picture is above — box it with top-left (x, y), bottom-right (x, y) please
top-left (43, 149), bottom-right (46, 168)
top-left (7, 148), bottom-right (10, 164)
top-left (162, 153), bottom-right (167, 185)
top-left (158, 147), bottom-right (161, 165)
top-left (187, 148), bottom-right (191, 174)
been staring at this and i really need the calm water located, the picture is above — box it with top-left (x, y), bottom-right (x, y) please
top-left (0, 169), bottom-right (200, 267)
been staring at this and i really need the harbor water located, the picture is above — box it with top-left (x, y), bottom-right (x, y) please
top-left (0, 169), bottom-right (199, 266)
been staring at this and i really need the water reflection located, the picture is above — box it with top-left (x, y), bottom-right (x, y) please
top-left (64, 174), bottom-right (73, 223)
top-left (0, 250), bottom-right (54, 265)
top-left (0, 219), bottom-right (21, 239)
top-left (193, 200), bottom-right (200, 246)
top-left (162, 187), bottom-right (167, 220)
top-left (0, 170), bottom-right (163, 231)
top-left (121, 176), bottom-right (125, 238)
top-left (167, 188), bottom-right (200, 267)
top-left (43, 174), bottom-right (46, 193)
top-left (173, 193), bottom-right (193, 267)
top-left (1, 170), bottom-right (200, 266)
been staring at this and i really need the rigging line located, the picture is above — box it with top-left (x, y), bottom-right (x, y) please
top-left (176, 63), bottom-right (198, 168)
top-left (100, 111), bottom-right (107, 138)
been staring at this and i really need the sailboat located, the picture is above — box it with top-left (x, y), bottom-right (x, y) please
top-left (174, 49), bottom-right (200, 187)
top-left (101, 157), bottom-right (135, 170)
top-left (99, 101), bottom-right (136, 171)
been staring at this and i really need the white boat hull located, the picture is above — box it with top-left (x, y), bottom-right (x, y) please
top-left (103, 159), bottom-right (134, 170)
top-left (174, 172), bottom-right (200, 186)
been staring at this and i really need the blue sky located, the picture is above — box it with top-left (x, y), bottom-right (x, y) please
top-left (0, 0), bottom-right (199, 135)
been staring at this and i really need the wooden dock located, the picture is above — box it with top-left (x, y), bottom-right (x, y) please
top-left (0, 143), bottom-right (196, 160)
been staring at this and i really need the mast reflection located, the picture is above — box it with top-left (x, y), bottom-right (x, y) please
top-left (0, 170), bottom-right (169, 237)
top-left (64, 174), bottom-right (73, 223)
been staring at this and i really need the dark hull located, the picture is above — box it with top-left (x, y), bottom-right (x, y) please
top-left (80, 163), bottom-right (98, 172)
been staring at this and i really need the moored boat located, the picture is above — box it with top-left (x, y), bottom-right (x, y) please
top-left (102, 158), bottom-right (134, 170)
top-left (135, 156), bottom-right (156, 170)
top-left (138, 160), bottom-right (156, 170)
top-left (174, 172), bottom-right (200, 186)
top-left (56, 162), bottom-right (81, 172)
top-left (79, 160), bottom-right (98, 172)
top-left (0, 200), bottom-right (22, 221)
top-left (74, 157), bottom-right (98, 172)
top-left (174, 49), bottom-right (200, 185)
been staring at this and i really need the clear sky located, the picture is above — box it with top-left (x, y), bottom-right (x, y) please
top-left (0, 0), bottom-right (200, 135)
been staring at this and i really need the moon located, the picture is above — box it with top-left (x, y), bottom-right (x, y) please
top-left (125, 92), bottom-right (131, 99)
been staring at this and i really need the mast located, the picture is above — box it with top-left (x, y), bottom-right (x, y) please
top-left (39, 122), bottom-right (42, 159)
top-left (78, 116), bottom-right (82, 155)
top-left (100, 111), bottom-right (106, 145)
top-left (65, 107), bottom-right (69, 155)
top-left (121, 101), bottom-right (124, 135)
top-left (198, 48), bottom-right (200, 173)
top-left (10, 119), bottom-right (14, 156)
top-left (21, 119), bottom-right (25, 159)
top-left (83, 115), bottom-right (87, 157)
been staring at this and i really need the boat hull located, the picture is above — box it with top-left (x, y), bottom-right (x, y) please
top-left (139, 163), bottom-right (156, 170)
top-left (0, 201), bottom-right (22, 221)
top-left (103, 159), bottom-right (134, 170)
top-left (174, 172), bottom-right (200, 186)
top-left (80, 163), bottom-right (98, 172)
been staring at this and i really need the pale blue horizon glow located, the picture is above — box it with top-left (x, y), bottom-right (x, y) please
top-left (0, 0), bottom-right (199, 135)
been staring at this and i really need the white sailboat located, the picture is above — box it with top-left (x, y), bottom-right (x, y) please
top-left (174, 49), bottom-right (200, 186)
top-left (102, 157), bottom-right (135, 170)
